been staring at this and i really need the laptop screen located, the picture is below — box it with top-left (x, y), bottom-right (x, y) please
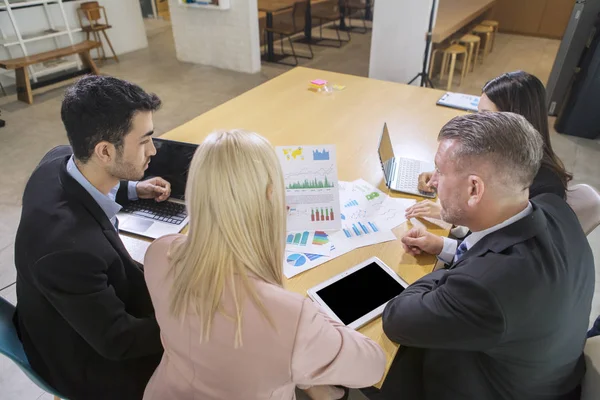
top-left (144, 138), bottom-right (198, 200)
top-left (378, 123), bottom-right (395, 183)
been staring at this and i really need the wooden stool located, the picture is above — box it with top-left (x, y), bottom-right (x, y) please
top-left (472, 24), bottom-right (494, 62)
top-left (429, 44), bottom-right (468, 91)
top-left (77, 1), bottom-right (119, 63)
top-left (480, 20), bottom-right (499, 52)
top-left (454, 34), bottom-right (480, 74)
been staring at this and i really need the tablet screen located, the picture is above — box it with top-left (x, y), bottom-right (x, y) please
top-left (315, 262), bottom-right (406, 325)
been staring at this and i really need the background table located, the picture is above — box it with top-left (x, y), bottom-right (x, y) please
top-left (433, 0), bottom-right (496, 44)
top-left (123, 67), bottom-right (466, 386)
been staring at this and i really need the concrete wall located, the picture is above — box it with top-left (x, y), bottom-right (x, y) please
top-left (369, 0), bottom-right (439, 85)
top-left (168, 0), bottom-right (260, 74)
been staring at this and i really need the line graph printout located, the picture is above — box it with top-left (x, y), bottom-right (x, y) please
top-left (277, 145), bottom-right (341, 231)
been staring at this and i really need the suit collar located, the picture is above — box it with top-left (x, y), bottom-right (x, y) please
top-left (451, 202), bottom-right (547, 268)
top-left (58, 155), bottom-right (116, 233)
top-left (58, 155), bottom-right (141, 267)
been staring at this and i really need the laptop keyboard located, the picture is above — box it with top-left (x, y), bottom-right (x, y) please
top-left (122, 199), bottom-right (188, 225)
top-left (395, 158), bottom-right (421, 190)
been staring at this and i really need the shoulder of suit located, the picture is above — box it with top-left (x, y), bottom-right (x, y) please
top-left (531, 193), bottom-right (578, 223)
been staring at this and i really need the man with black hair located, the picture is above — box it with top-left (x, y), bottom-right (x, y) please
top-left (13, 76), bottom-right (170, 400)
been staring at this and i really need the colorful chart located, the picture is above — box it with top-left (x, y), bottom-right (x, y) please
top-left (287, 253), bottom-right (307, 267)
top-left (312, 231), bottom-right (329, 245)
top-left (300, 231), bottom-right (309, 245)
top-left (312, 149), bottom-right (330, 161)
top-left (305, 253), bottom-right (324, 261)
top-left (311, 208), bottom-right (335, 222)
top-left (293, 233), bottom-right (302, 245)
top-left (286, 234), bottom-right (294, 244)
top-left (287, 176), bottom-right (334, 189)
top-left (344, 221), bottom-right (380, 237)
top-left (283, 147), bottom-right (304, 160)
top-left (344, 199), bottom-right (359, 207)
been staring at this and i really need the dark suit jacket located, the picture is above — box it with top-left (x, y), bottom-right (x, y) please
top-left (379, 194), bottom-right (594, 400)
top-left (14, 146), bottom-right (163, 400)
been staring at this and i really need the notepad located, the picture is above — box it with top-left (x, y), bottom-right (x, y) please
top-left (436, 92), bottom-right (481, 112)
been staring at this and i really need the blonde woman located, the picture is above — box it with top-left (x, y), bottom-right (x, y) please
top-left (143, 130), bottom-right (386, 400)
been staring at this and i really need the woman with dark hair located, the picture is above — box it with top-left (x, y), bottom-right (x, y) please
top-left (406, 70), bottom-right (573, 220)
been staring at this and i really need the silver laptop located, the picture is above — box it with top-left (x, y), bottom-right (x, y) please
top-left (118, 138), bottom-right (197, 239)
top-left (378, 123), bottom-right (436, 198)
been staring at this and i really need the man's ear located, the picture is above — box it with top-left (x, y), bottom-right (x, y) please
top-left (467, 175), bottom-right (485, 207)
top-left (93, 141), bottom-right (116, 164)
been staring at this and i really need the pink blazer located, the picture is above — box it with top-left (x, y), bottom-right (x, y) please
top-left (143, 234), bottom-right (386, 400)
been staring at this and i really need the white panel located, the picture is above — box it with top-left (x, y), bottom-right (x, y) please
top-left (369, 0), bottom-right (438, 86)
top-left (168, 0), bottom-right (260, 74)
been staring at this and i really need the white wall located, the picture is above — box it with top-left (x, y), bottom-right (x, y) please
top-left (369, 0), bottom-right (438, 85)
top-left (0, 0), bottom-right (148, 87)
top-left (168, 0), bottom-right (260, 74)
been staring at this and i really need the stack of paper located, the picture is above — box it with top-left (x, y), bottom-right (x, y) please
top-left (276, 142), bottom-right (416, 279)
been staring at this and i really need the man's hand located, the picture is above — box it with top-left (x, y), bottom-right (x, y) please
top-left (401, 227), bottom-right (444, 256)
top-left (418, 171), bottom-right (435, 194)
top-left (136, 177), bottom-right (171, 202)
top-left (405, 200), bottom-right (442, 219)
top-left (303, 386), bottom-right (345, 400)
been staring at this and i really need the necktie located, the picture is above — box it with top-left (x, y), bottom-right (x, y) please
top-left (454, 241), bottom-right (468, 262)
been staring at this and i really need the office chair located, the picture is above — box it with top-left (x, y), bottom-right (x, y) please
top-left (0, 296), bottom-right (67, 400)
top-left (566, 183), bottom-right (600, 236)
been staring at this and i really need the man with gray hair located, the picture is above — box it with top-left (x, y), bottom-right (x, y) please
top-left (369, 112), bottom-right (594, 400)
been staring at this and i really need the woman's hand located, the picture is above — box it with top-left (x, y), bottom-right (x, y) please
top-left (405, 200), bottom-right (442, 220)
top-left (417, 171), bottom-right (435, 194)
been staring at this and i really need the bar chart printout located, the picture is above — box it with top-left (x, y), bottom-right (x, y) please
top-left (277, 144), bottom-right (341, 231)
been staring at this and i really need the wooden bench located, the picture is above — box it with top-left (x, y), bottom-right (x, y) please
top-left (0, 40), bottom-right (101, 104)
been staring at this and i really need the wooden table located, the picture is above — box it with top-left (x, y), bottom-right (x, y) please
top-left (432, 0), bottom-right (496, 43)
top-left (123, 67), bottom-right (466, 386)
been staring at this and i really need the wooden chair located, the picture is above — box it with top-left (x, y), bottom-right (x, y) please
top-left (480, 20), bottom-right (499, 52)
top-left (311, 0), bottom-right (351, 47)
top-left (472, 24), bottom-right (494, 62)
top-left (265, 0), bottom-right (313, 66)
top-left (454, 34), bottom-right (480, 74)
top-left (77, 1), bottom-right (119, 63)
top-left (344, 0), bottom-right (372, 34)
top-left (429, 44), bottom-right (468, 91)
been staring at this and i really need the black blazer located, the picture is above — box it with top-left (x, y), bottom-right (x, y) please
top-left (379, 194), bottom-right (594, 400)
top-left (14, 146), bottom-right (162, 400)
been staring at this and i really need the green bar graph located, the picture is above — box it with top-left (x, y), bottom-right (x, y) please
top-left (286, 176), bottom-right (334, 189)
top-left (293, 233), bottom-right (301, 244)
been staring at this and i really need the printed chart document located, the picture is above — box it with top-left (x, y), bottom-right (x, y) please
top-left (282, 178), bottom-right (417, 278)
top-left (277, 145), bottom-right (342, 232)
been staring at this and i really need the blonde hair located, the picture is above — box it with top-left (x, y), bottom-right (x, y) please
top-left (168, 130), bottom-right (286, 346)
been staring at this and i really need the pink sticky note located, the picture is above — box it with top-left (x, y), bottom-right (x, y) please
top-left (311, 79), bottom-right (327, 85)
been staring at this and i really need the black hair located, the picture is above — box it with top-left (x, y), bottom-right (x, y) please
top-left (482, 71), bottom-right (572, 192)
top-left (61, 75), bottom-right (162, 163)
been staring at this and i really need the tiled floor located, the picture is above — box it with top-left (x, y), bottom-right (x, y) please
top-left (0, 19), bottom-right (598, 400)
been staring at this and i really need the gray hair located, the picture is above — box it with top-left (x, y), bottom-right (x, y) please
top-left (438, 112), bottom-right (544, 189)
